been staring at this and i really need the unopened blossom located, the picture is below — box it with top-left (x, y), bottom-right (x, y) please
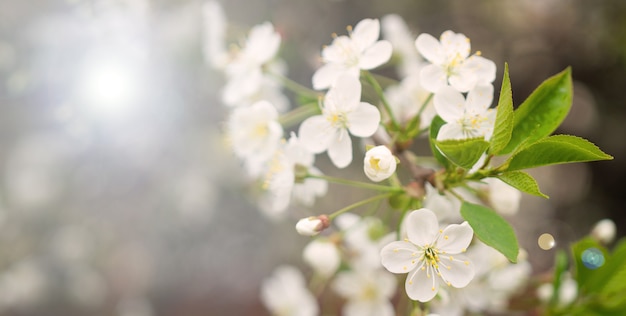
top-left (260, 265), bottom-right (319, 316)
top-left (416, 30), bottom-right (496, 93)
top-left (536, 273), bottom-right (577, 306)
top-left (434, 85), bottom-right (496, 141)
top-left (296, 215), bottom-right (330, 236)
top-left (227, 100), bottom-right (283, 177)
top-left (332, 268), bottom-right (397, 316)
top-left (591, 219), bottom-right (616, 244)
top-left (312, 18), bottom-right (392, 90)
top-left (303, 239), bottom-right (341, 278)
top-left (364, 145), bottom-right (397, 182)
top-left (299, 75), bottom-right (381, 168)
top-left (380, 208), bottom-right (475, 302)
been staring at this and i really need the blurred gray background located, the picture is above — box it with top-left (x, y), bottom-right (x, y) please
top-left (0, 0), bottom-right (624, 315)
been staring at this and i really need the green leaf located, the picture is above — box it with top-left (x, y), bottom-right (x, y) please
top-left (429, 116), bottom-right (450, 168)
top-left (501, 67), bottom-right (573, 154)
top-left (571, 237), bottom-right (608, 294)
top-left (496, 171), bottom-right (548, 198)
top-left (550, 250), bottom-right (569, 307)
top-left (460, 202), bottom-right (519, 262)
top-left (503, 135), bottom-right (613, 171)
top-left (489, 63), bottom-right (514, 155)
top-left (435, 138), bottom-right (489, 169)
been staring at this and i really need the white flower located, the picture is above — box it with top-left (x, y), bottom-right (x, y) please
top-left (312, 18), bottom-right (392, 90)
top-left (284, 133), bottom-right (328, 206)
top-left (296, 215), bottom-right (329, 236)
top-left (416, 30), bottom-right (496, 93)
top-left (364, 146), bottom-right (397, 182)
top-left (434, 85), bottom-right (496, 140)
top-left (384, 73), bottom-right (435, 129)
top-left (591, 218), bottom-right (616, 244)
top-left (336, 213), bottom-right (396, 270)
top-left (303, 239), bottom-right (341, 278)
top-left (536, 273), bottom-right (577, 306)
top-left (482, 178), bottom-right (522, 215)
top-left (299, 75), bottom-right (381, 168)
top-left (332, 268), bottom-right (397, 316)
top-left (258, 150), bottom-right (295, 219)
top-left (227, 100), bottom-right (283, 176)
top-left (380, 208), bottom-right (475, 302)
top-left (222, 22), bottom-right (284, 108)
top-left (260, 265), bottom-right (319, 316)
top-left (381, 14), bottom-right (423, 77)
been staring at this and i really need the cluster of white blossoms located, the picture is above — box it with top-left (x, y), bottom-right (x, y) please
top-left (207, 3), bottom-right (534, 314)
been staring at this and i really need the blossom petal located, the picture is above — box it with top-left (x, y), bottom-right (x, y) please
top-left (347, 102), bottom-right (381, 137)
top-left (380, 241), bottom-right (421, 274)
top-left (246, 22), bottom-right (281, 64)
top-left (322, 36), bottom-right (352, 64)
top-left (448, 72), bottom-right (476, 93)
top-left (438, 254), bottom-right (475, 288)
top-left (312, 63), bottom-right (346, 90)
top-left (419, 64), bottom-right (447, 93)
top-left (328, 128), bottom-right (352, 168)
top-left (351, 18), bottom-right (380, 52)
top-left (436, 122), bottom-right (465, 141)
top-left (434, 86), bottom-right (466, 123)
top-left (465, 84), bottom-right (494, 114)
top-left (416, 33), bottom-right (445, 65)
top-left (440, 30), bottom-right (470, 59)
top-left (298, 115), bottom-right (335, 153)
top-left (325, 74), bottom-right (362, 112)
top-left (437, 222), bottom-right (473, 254)
top-left (405, 266), bottom-right (439, 302)
top-left (359, 40), bottom-right (393, 69)
top-left (463, 55), bottom-right (497, 85)
top-left (406, 209), bottom-right (439, 246)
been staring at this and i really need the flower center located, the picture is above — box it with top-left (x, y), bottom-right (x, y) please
top-left (253, 123), bottom-right (269, 138)
top-left (327, 112), bottom-right (349, 129)
top-left (423, 245), bottom-right (441, 270)
top-left (369, 157), bottom-right (382, 171)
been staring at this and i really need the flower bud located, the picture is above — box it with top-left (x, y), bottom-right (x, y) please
top-left (591, 218), bottom-right (616, 244)
top-left (363, 145), bottom-right (397, 182)
top-left (296, 215), bottom-right (330, 236)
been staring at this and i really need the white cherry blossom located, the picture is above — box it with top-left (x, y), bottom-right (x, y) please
top-left (363, 145), bottom-right (397, 182)
top-left (384, 73), bottom-right (436, 129)
top-left (381, 14), bottom-right (423, 77)
top-left (299, 75), bottom-right (380, 168)
top-left (260, 265), bottom-right (319, 316)
top-left (284, 133), bottom-right (328, 206)
top-left (296, 215), bottom-right (329, 236)
top-left (380, 208), bottom-right (475, 302)
top-left (416, 30), bottom-right (496, 93)
top-left (227, 100), bottom-right (283, 177)
top-left (312, 18), bottom-right (392, 90)
top-left (303, 239), bottom-right (341, 278)
top-left (434, 85), bottom-right (496, 140)
top-left (336, 213), bottom-right (395, 270)
top-left (332, 268), bottom-right (397, 316)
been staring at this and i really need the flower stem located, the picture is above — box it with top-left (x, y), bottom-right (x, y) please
top-left (328, 193), bottom-right (394, 220)
top-left (278, 103), bottom-right (320, 127)
top-left (417, 93), bottom-right (434, 118)
top-left (267, 70), bottom-right (320, 99)
top-left (362, 70), bottom-right (401, 131)
top-left (306, 174), bottom-right (402, 192)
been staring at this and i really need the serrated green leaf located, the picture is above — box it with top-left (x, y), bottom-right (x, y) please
top-left (429, 116), bottom-right (450, 168)
top-left (501, 67), bottom-right (573, 154)
top-left (496, 171), bottom-right (548, 198)
top-left (436, 138), bottom-right (489, 169)
top-left (489, 63), bottom-right (514, 155)
top-left (460, 202), bottom-right (519, 262)
top-left (503, 135), bottom-right (613, 171)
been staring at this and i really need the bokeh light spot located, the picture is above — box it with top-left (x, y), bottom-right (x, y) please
top-left (581, 248), bottom-right (605, 270)
top-left (538, 233), bottom-right (555, 250)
